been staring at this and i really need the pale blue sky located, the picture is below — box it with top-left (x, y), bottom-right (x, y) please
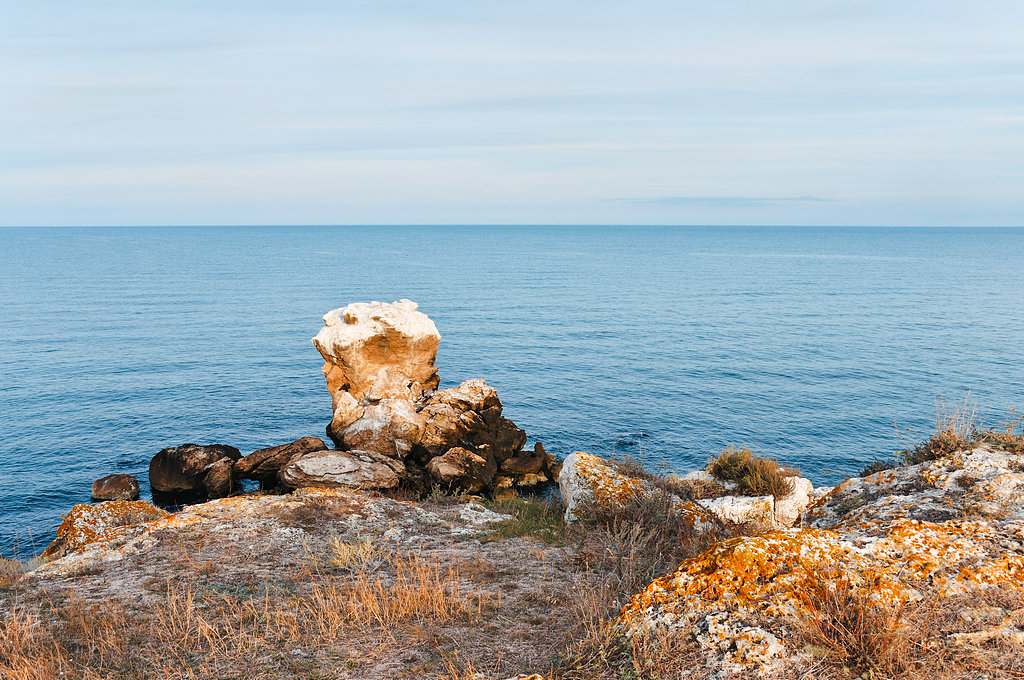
top-left (2, 1), bottom-right (1022, 226)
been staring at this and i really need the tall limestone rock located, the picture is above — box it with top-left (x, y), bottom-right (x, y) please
top-left (305, 300), bottom-right (555, 494)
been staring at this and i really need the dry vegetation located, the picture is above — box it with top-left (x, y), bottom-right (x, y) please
top-left (794, 569), bottom-right (1024, 680)
top-left (897, 398), bottom-right (1024, 465)
top-left (707, 445), bottom-right (797, 499)
top-left (5, 421), bottom-right (1024, 680)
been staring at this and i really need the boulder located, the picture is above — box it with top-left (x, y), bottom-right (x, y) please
top-left (426, 446), bottom-right (497, 492)
top-left (312, 299), bottom-right (440, 406)
top-left (279, 449), bottom-right (404, 490)
top-left (696, 494), bottom-right (775, 527)
top-left (500, 452), bottom-right (546, 475)
top-left (202, 458), bottom-right (235, 499)
top-left (149, 444), bottom-right (241, 494)
top-left (340, 399), bottom-right (424, 458)
top-left (235, 437), bottom-right (327, 484)
top-left (773, 475), bottom-right (813, 527)
top-left (90, 474), bottom-right (140, 501)
top-left (42, 500), bottom-right (168, 560)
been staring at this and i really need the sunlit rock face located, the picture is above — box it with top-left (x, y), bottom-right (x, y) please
top-left (309, 300), bottom-right (550, 494)
top-left (312, 300), bottom-right (440, 413)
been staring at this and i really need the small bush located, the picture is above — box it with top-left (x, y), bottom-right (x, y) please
top-left (484, 496), bottom-right (566, 544)
top-left (974, 409), bottom-right (1024, 454)
top-left (795, 568), bottom-right (923, 677)
top-left (897, 396), bottom-right (976, 465)
top-left (860, 459), bottom-right (896, 477)
top-left (707, 446), bottom-right (796, 499)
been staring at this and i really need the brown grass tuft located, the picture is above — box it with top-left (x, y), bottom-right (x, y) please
top-left (707, 446), bottom-right (796, 499)
top-left (795, 569), bottom-right (924, 677)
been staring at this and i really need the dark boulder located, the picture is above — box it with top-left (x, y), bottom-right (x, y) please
top-left (149, 443), bottom-right (241, 494)
top-left (235, 437), bottom-right (327, 485)
top-left (90, 474), bottom-right (141, 501)
top-left (425, 446), bottom-right (497, 492)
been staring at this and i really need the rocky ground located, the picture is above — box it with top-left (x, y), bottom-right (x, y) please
top-left (5, 438), bottom-right (1024, 679)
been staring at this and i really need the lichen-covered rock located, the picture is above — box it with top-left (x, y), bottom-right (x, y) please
top-left (312, 299), bottom-right (441, 407)
top-left (90, 474), bottom-right (140, 501)
top-left (558, 452), bottom-right (720, 534)
top-left (42, 500), bottom-right (169, 560)
top-left (149, 443), bottom-right (241, 495)
top-left (618, 445), bottom-right (1024, 674)
top-left (278, 449), bottom-right (404, 490)
top-left (235, 436), bottom-right (327, 485)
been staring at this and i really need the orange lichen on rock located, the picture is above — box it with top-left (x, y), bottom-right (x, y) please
top-left (572, 451), bottom-right (645, 507)
top-left (41, 500), bottom-right (169, 560)
top-left (619, 528), bottom-right (908, 632)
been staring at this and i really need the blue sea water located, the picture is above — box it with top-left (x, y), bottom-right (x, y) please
top-left (1, 225), bottom-right (1023, 558)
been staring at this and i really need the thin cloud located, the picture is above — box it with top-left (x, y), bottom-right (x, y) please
top-left (625, 196), bottom-right (838, 208)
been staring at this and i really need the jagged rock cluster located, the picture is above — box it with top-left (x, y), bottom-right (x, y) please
top-left (299, 300), bottom-right (556, 494)
top-left (145, 300), bottom-right (556, 498)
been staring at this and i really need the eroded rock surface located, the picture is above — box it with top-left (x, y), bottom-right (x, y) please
top-left (617, 445), bottom-right (1024, 674)
top-left (278, 449), bottom-right (404, 490)
top-left (309, 301), bottom-right (548, 494)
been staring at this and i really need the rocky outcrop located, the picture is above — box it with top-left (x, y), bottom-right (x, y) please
top-left (310, 301), bottom-right (549, 494)
top-left (558, 451), bottom-right (721, 533)
top-left (90, 474), bottom-right (140, 501)
top-left (149, 443), bottom-right (241, 498)
top-left (234, 437), bottom-right (327, 486)
top-left (617, 445), bottom-right (1024, 674)
top-left (41, 500), bottom-right (168, 560)
top-left (278, 449), bottom-right (404, 490)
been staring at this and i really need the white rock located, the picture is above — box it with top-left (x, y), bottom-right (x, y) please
top-left (278, 449), bottom-right (403, 490)
top-left (773, 476), bottom-right (814, 527)
top-left (697, 494), bottom-right (775, 527)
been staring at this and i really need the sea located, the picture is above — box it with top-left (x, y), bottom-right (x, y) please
top-left (2, 225), bottom-right (1023, 558)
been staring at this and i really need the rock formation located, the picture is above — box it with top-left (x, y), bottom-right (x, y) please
top-left (234, 437), bottom-right (327, 487)
top-left (149, 443), bottom-right (241, 499)
top-left (90, 474), bottom-right (140, 501)
top-left (308, 300), bottom-right (555, 494)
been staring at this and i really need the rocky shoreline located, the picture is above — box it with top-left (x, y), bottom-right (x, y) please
top-left (3, 301), bottom-right (1023, 679)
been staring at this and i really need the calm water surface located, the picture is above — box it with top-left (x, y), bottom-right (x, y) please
top-left (2, 226), bottom-right (1023, 556)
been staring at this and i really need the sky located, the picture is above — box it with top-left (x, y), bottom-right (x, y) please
top-left (1, 0), bottom-right (1022, 226)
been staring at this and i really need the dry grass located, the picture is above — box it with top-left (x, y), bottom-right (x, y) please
top-left (794, 568), bottom-right (1024, 680)
top-left (326, 536), bottom-right (387, 572)
top-left (573, 489), bottom-right (723, 605)
top-left (898, 399), bottom-right (1024, 465)
top-left (795, 569), bottom-right (927, 677)
top-left (707, 445), bottom-right (797, 499)
top-left (0, 558), bottom-right (27, 588)
top-left (0, 550), bottom-right (487, 680)
top-left (544, 578), bottom-right (707, 680)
